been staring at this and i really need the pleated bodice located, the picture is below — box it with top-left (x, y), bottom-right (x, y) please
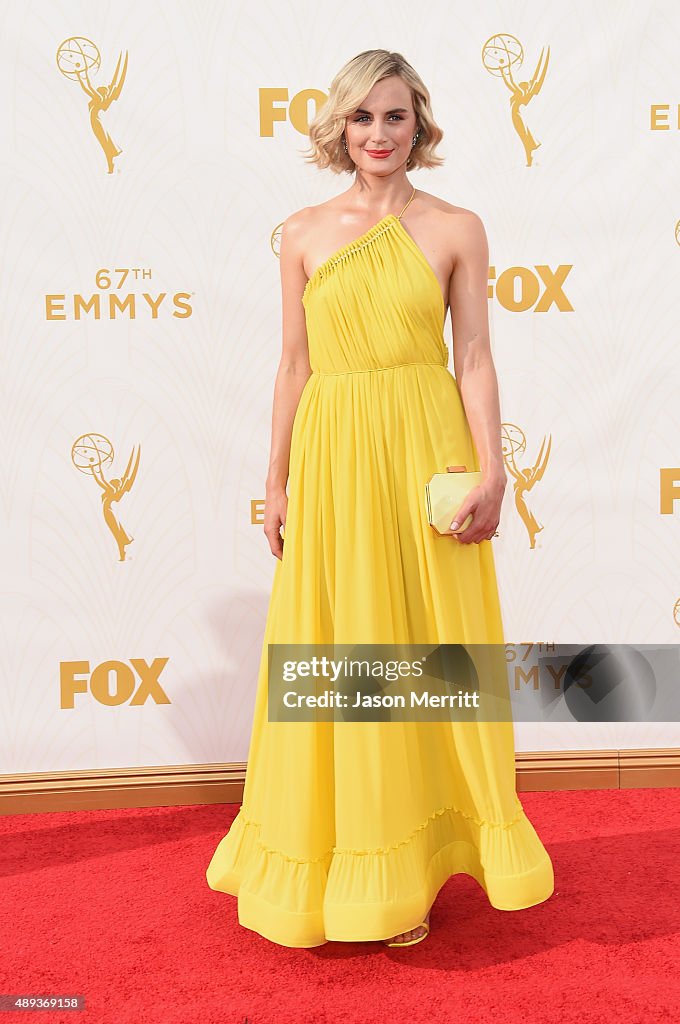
top-left (301, 208), bottom-right (448, 374)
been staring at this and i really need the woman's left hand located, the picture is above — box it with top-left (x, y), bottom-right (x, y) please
top-left (449, 473), bottom-right (507, 544)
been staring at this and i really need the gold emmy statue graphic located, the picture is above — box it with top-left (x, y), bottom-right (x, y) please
top-left (482, 34), bottom-right (550, 167)
top-left (502, 423), bottom-right (551, 549)
top-left (56, 37), bottom-right (128, 174)
top-left (272, 222), bottom-right (284, 259)
top-left (72, 433), bottom-right (140, 562)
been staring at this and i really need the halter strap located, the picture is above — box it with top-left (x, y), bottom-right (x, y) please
top-left (397, 185), bottom-right (417, 219)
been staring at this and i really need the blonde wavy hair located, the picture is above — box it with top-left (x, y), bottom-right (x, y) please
top-left (302, 50), bottom-right (444, 175)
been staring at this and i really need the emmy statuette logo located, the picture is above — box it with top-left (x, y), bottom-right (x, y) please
top-left (72, 433), bottom-right (140, 562)
top-left (482, 34), bottom-right (550, 166)
top-left (271, 223), bottom-right (284, 260)
top-left (673, 598), bottom-right (680, 628)
top-left (502, 423), bottom-right (552, 549)
top-left (56, 36), bottom-right (128, 174)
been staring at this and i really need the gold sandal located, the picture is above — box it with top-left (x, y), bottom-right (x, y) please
top-left (383, 911), bottom-right (431, 948)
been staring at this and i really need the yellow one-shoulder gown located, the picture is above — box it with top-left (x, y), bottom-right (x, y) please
top-left (206, 192), bottom-right (554, 947)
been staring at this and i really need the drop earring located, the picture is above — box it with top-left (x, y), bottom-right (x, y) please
top-left (407, 129), bottom-right (421, 167)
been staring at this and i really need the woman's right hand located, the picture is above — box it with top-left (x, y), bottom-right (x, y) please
top-left (264, 487), bottom-right (288, 560)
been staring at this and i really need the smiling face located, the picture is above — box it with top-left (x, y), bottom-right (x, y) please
top-left (344, 74), bottom-right (418, 174)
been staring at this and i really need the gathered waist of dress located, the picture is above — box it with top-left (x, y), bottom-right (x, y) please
top-left (312, 360), bottom-right (448, 376)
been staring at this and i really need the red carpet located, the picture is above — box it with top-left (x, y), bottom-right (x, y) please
top-left (0, 788), bottom-right (678, 1024)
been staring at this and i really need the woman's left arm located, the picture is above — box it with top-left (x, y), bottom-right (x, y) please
top-left (447, 210), bottom-right (507, 544)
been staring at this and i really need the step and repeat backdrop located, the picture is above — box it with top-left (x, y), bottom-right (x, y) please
top-left (1, 0), bottom-right (679, 775)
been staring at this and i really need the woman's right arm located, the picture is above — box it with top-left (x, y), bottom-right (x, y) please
top-left (264, 211), bottom-right (313, 560)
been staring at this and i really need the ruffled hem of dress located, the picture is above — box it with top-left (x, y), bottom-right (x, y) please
top-left (206, 800), bottom-right (555, 948)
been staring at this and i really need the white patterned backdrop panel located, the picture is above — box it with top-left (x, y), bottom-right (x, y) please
top-left (1, 0), bottom-right (678, 773)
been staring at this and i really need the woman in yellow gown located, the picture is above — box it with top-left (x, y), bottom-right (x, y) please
top-left (206, 49), bottom-right (554, 948)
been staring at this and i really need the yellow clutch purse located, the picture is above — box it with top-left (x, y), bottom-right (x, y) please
top-left (424, 465), bottom-right (482, 535)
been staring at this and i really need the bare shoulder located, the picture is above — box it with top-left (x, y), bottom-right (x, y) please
top-left (278, 202), bottom-right (333, 269)
top-left (279, 197), bottom-right (353, 278)
top-left (416, 191), bottom-right (488, 260)
top-left (277, 205), bottom-right (326, 290)
top-left (278, 205), bottom-right (315, 255)
top-left (417, 190), bottom-right (486, 226)
top-left (281, 196), bottom-right (350, 240)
